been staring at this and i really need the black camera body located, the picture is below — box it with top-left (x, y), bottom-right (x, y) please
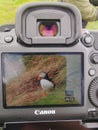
top-left (0, 2), bottom-right (98, 124)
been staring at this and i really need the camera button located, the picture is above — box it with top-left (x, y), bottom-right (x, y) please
top-left (88, 69), bottom-right (96, 76)
top-left (85, 36), bottom-right (92, 43)
top-left (90, 53), bottom-right (98, 64)
top-left (81, 33), bottom-right (94, 47)
top-left (88, 108), bottom-right (97, 118)
top-left (93, 55), bottom-right (98, 64)
top-left (4, 36), bottom-right (13, 43)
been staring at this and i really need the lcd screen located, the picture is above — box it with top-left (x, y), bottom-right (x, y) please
top-left (2, 52), bottom-right (84, 108)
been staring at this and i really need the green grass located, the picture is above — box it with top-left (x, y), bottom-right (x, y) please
top-left (33, 85), bottom-right (66, 105)
top-left (86, 21), bottom-right (98, 30)
top-left (0, 0), bottom-right (56, 25)
top-left (32, 85), bottom-right (78, 105)
top-left (0, 0), bottom-right (98, 29)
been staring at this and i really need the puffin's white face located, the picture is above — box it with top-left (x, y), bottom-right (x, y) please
top-left (38, 72), bottom-right (46, 80)
top-left (39, 72), bottom-right (46, 78)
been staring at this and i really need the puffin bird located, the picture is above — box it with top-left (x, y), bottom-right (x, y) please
top-left (38, 72), bottom-right (55, 91)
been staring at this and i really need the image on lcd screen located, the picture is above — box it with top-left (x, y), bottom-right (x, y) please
top-left (2, 53), bottom-right (84, 108)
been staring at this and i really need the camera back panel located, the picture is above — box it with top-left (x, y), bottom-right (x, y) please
top-left (0, 2), bottom-right (98, 124)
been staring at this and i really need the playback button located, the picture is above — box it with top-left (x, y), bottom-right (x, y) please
top-left (4, 36), bottom-right (13, 43)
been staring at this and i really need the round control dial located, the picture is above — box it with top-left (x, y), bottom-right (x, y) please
top-left (88, 77), bottom-right (98, 107)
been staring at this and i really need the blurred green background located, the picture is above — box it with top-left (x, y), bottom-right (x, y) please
top-left (0, 0), bottom-right (98, 30)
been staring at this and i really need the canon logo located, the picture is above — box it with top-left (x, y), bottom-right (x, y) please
top-left (34, 110), bottom-right (56, 115)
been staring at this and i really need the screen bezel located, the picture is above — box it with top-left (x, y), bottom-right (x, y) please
top-left (1, 52), bottom-right (84, 109)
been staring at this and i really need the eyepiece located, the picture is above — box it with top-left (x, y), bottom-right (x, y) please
top-left (38, 20), bottom-right (58, 37)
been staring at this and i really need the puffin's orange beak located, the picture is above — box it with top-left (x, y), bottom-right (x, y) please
top-left (37, 75), bottom-right (41, 80)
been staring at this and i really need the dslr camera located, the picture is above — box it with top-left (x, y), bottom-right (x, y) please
top-left (0, 2), bottom-right (98, 125)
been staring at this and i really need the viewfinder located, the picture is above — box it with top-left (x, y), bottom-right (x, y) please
top-left (38, 20), bottom-right (59, 36)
